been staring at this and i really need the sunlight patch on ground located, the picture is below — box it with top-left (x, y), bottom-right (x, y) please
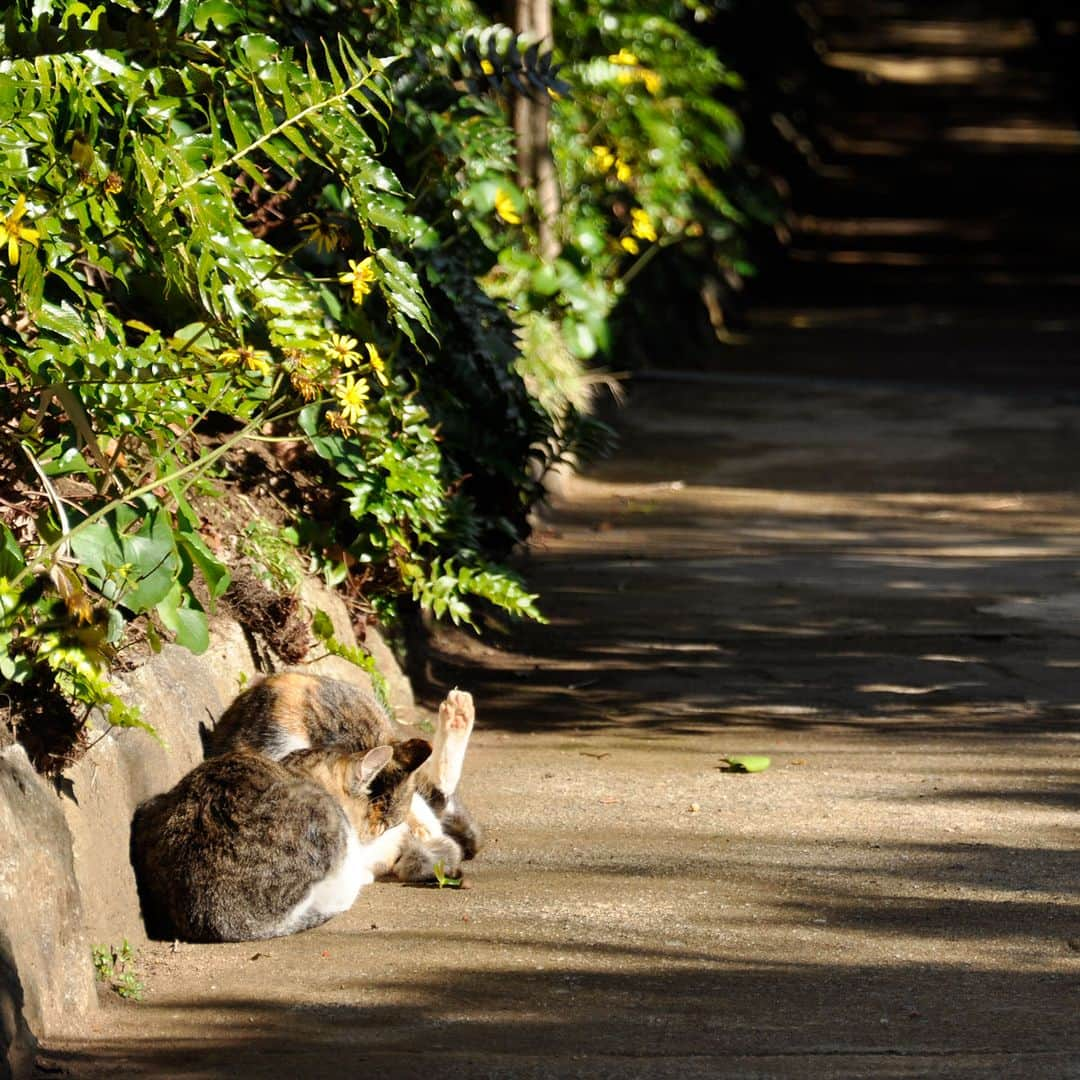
top-left (824, 52), bottom-right (1005, 84)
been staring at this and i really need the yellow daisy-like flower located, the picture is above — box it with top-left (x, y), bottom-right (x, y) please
top-left (0, 195), bottom-right (40, 266)
top-left (301, 216), bottom-right (344, 254)
top-left (609, 48), bottom-right (639, 66)
top-left (334, 373), bottom-right (370, 424)
top-left (290, 369), bottom-right (320, 401)
top-left (494, 188), bottom-right (521, 226)
top-left (220, 346), bottom-right (272, 376)
top-left (591, 145), bottom-right (616, 172)
top-left (630, 207), bottom-right (658, 243)
top-left (64, 589), bottom-right (95, 626)
top-left (620, 235), bottom-right (640, 255)
top-left (365, 342), bottom-right (389, 386)
top-left (615, 158), bottom-right (633, 184)
top-left (338, 256), bottom-right (377, 305)
top-left (326, 410), bottom-right (355, 437)
top-left (324, 333), bottom-right (361, 367)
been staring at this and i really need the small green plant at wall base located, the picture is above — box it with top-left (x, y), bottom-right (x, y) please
top-left (91, 940), bottom-right (145, 1001)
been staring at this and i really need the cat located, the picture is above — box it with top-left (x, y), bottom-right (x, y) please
top-left (130, 739), bottom-right (431, 942)
top-left (205, 673), bottom-right (481, 878)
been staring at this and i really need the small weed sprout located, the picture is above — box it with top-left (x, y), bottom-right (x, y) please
top-left (91, 940), bottom-right (145, 1001)
top-left (432, 862), bottom-right (462, 889)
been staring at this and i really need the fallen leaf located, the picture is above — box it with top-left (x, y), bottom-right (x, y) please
top-left (720, 755), bottom-right (771, 773)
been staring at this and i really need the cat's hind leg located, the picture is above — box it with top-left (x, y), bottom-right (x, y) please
top-left (411, 689), bottom-right (482, 859)
top-left (421, 688), bottom-right (475, 797)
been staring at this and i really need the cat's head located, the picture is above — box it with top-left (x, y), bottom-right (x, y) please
top-left (348, 738), bottom-right (432, 840)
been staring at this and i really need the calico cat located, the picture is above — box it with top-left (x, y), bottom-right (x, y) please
top-left (131, 739), bottom-right (431, 942)
top-left (206, 674), bottom-right (481, 875)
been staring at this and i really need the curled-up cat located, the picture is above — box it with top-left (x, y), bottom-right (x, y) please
top-left (131, 739), bottom-right (431, 942)
top-left (206, 673), bottom-right (481, 880)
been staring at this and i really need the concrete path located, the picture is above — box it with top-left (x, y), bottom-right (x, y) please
top-left (43, 369), bottom-right (1080, 1078)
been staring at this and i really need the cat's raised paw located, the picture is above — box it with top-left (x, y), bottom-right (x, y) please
top-left (439, 689), bottom-right (475, 735)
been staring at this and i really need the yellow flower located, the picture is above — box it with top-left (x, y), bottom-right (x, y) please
top-left (494, 188), bottom-right (521, 225)
top-left (324, 333), bottom-right (361, 367)
top-left (366, 342), bottom-right (389, 386)
top-left (630, 207), bottom-right (657, 243)
top-left (615, 158), bottom-right (633, 184)
top-left (302, 216), bottom-right (343, 254)
top-left (339, 256), bottom-right (376, 305)
top-left (290, 369), bottom-right (320, 401)
top-left (220, 346), bottom-right (272, 376)
top-left (104, 173), bottom-right (123, 195)
top-left (591, 145), bottom-right (616, 172)
top-left (0, 195), bottom-right (40, 266)
top-left (334, 373), bottom-right (370, 424)
top-left (325, 410), bottom-right (355, 437)
top-left (480, 58), bottom-right (495, 75)
top-left (609, 48), bottom-right (639, 66)
top-left (64, 589), bottom-right (95, 626)
top-left (642, 69), bottom-right (663, 96)
top-left (619, 235), bottom-right (640, 255)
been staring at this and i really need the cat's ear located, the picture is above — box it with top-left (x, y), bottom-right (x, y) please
top-left (393, 737), bottom-right (432, 775)
top-left (357, 745), bottom-right (394, 787)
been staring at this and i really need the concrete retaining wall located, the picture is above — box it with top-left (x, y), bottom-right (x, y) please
top-left (0, 583), bottom-right (411, 1078)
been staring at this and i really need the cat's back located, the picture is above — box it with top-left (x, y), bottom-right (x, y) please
top-left (131, 750), bottom-right (347, 942)
top-left (207, 672), bottom-right (399, 758)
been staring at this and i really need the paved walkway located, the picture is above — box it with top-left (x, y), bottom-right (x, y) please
top-left (45, 367), bottom-right (1080, 1079)
top-left (41, 6), bottom-right (1080, 1075)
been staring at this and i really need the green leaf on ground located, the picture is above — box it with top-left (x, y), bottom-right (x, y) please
top-left (721, 755), bottom-right (771, 773)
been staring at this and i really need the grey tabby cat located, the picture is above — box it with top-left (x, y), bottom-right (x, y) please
top-left (131, 739), bottom-right (430, 942)
top-left (206, 673), bottom-right (481, 881)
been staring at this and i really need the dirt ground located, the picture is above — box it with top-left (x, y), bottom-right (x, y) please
top-left (38, 359), bottom-right (1080, 1079)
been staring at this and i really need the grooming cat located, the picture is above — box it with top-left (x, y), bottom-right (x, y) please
top-left (206, 673), bottom-right (481, 878)
top-left (131, 739), bottom-right (429, 942)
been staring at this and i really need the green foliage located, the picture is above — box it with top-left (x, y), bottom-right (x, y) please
top-left (451, 25), bottom-right (572, 99)
top-left (0, 0), bottom-right (767, 761)
top-left (239, 519), bottom-right (304, 594)
top-left (310, 607), bottom-right (392, 715)
top-left (91, 940), bottom-right (144, 1001)
top-left (0, 0), bottom-right (570, 741)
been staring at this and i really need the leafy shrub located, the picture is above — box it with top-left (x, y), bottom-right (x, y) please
top-left (0, 0), bottom-right (550, 739)
top-left (0, 0), bottom-right (767, 754)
